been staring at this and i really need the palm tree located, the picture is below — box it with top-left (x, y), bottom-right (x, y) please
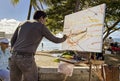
top-left (11, 0), bottom-right (52, 20)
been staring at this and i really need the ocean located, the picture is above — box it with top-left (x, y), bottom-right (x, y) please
top-left (114, 38), bottom-right (120, 42)
top-left (37, 37), bottom-right (62, 51)
top-left (37, 37), bottom-right (120, 51)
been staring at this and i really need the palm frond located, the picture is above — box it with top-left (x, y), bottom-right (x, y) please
top-left (11, 0), bottom-right (20, 5)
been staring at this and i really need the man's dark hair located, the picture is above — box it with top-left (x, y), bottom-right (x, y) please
top-left (33, 10), bottom-right (47, 20)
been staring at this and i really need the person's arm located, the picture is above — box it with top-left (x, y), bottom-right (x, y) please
top-left (11, 26), bottom-right (20, 48)
top-left (42, 25), bottom-right (67, 43)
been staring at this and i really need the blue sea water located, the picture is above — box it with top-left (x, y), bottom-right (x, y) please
top-left (37, 37), bottom-right (120, 51)
top-left (114, 38), bottom-right (120, 42)
top-left (37, 37), bottom-right (62, 51)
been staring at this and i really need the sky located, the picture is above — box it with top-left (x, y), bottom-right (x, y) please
top-left (0, 0), bottom-right (120, 38)
top-left (0, 0), bottom-right (35, 34)
top-left (109, 31), bottom-right (120, 38)
top-left (0, 0), bottom-right (32, 21)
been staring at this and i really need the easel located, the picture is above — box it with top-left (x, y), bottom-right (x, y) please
top-left (63, 75), bottom-right (68, 81)
top-left (74, 51), bottom-right (93, 81)
top-left (61, 51), bottom-right (98, 81)
top-left (88, 52), bottom-right (104, 81)
top-left (88, 53), bottom-right (92, 81)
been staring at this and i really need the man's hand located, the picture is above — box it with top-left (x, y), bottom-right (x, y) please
top-left (63, 34), bottom-right (68, 40)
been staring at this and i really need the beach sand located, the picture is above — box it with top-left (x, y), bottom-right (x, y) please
top-left (35, 51), bottom-right (120, 67)
top-left (35, 51), bottom-right (59, 68)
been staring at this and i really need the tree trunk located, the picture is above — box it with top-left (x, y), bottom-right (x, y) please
top-left (103, 32), bottom-right (109, 41)
top-left (74, 0), bottom-right (80, 12)
top-left (103, 19), bottom-right (120, 41)
top-left (27, 0), bottom-right (32, 20)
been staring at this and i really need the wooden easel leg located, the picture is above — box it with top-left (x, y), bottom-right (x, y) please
top-left (89, 62), bottom-right (92, 81)
top-left (88, 53), bottom-right (92, 81)
top-left (63, 75), bottom-right (68, 81)
top-left (102, 65), bottom-right (106, 81)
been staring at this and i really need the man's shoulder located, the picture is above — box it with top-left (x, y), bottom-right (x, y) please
top-left (27, 20), bottom-right (43, 25)
top-left (21, 20), bottom-right (45, 29)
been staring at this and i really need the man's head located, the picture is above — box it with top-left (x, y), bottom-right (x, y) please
top-left (0, 38), bottom-right (9, 49)
top-left (33, 10), bottom-right (47, 24)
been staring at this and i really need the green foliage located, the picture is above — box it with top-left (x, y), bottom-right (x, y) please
top-left (87, 0), bottom-right (120, 21)
top-left (11, 0), bottom-right (19, 5)
top-left (11, 0), bottom-right (120, 38)
top-left (46, 0), bottom-right (120, 38)
top-left (46, 0), bottom-right (76, 33)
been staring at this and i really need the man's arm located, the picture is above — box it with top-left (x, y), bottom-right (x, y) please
top-left (42, 25), bottom-right (67, 43)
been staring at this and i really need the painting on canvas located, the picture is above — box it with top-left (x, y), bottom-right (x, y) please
top-left (62, 4), bottom-right (106, 52)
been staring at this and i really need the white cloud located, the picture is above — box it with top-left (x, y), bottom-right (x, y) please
top-left (0, 18), bottom-right (20, 34)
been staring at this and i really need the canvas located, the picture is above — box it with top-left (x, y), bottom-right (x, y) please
top-left (62, 4), bottom-right (106, 52)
